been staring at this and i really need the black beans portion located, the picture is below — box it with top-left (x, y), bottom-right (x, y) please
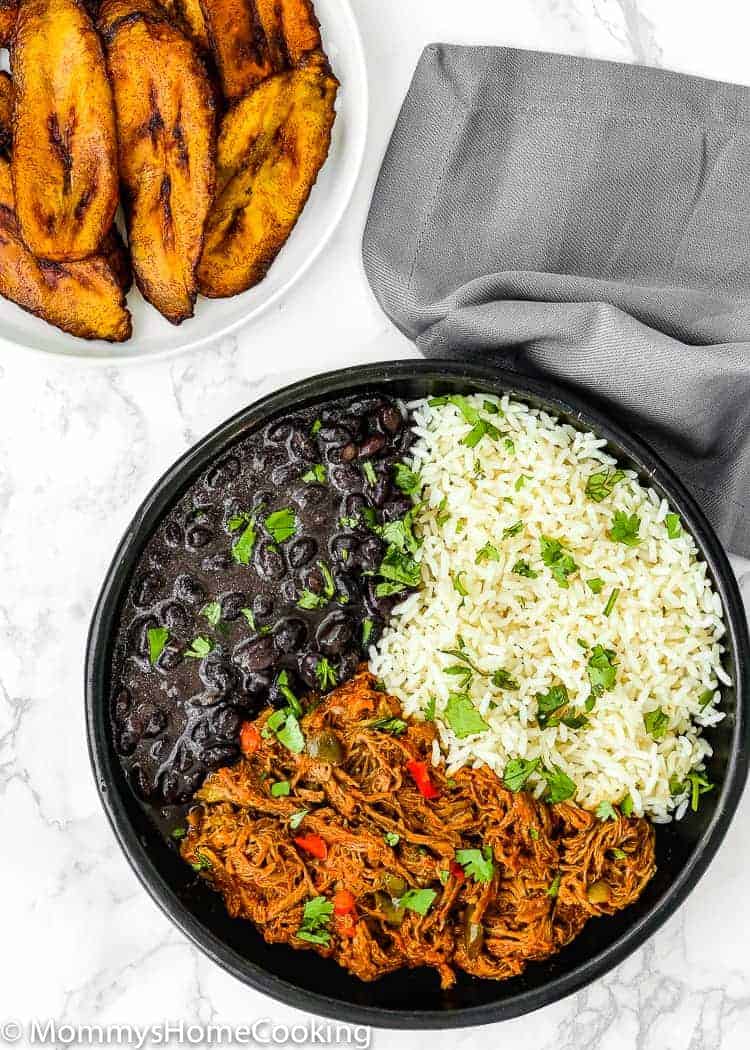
top-left (110, 392), bottom-right (417, 807)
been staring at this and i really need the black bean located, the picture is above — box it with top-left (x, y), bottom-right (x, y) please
top-left (280, 579), bottom-right (298, 604)
top-left (272, 464), bottom-right (299, 488)
top-left (220, 591), bottom-right (246, 621)
top-left (265, 419), bottom-right (299, 444)
top-left (253, 593), bottom-right (274, 618)
top-left (371, 477), bottom-right (391, 507)
top-left (159, 770), bottom-right (184, 804)
top-left (204, 744), bottom-right (239, 769)
top-left (157, 646), bottom-right (182, 672)
top-left (338, 649), bottom-right (360, 682)
top-left (301, 563), bottom-right (325, 594)
top-left (330, 464), bottom-right (363, 493)
top-left (331, 534), bottom-right (358, 565)
top-left (133, 571), bottom-right (164, 608)
top-left (128, 614), bottom-right (159, 657)
top-left (342, 493), bottom-right (368, 521)
top-left (113, 689), bottom-right (132, 722)
top-left (359, 535), bottom-right (384, 572)
top-left (288, 536), bottom-right (317, 568)
top-left (349, 396), bottom-right (385, 417)
top-left (383, 497), bottom-right (413, 522)
top-left (318, 424), bottom-right (351, 448)
top-left (274, 617), bottom-right (307, 653)
top-left (117, 729), bottom-right (139, 756)
top-left (174, 573), bottom-right (206, 605)
top-left (164, 521), bottom-right (184, 548)
top-left (241, 670), bottom-right (273, 696)
top-left (201, 654), bottom-right (238, 696)
top-left (206, 456), bottom-right (240, 488)
top-left (186, 525), bottom-right (213, 549)
top-left (161, 600), bottom-right (191, 633)
top-left (256, 541), bottom-right (285, 580)
top-left (365, 578), bottom-right (403, 619)
top-left (316, 613), bottom-right (354, 655)
top-left (150, 738), bottom-right (170, 762)
top-left (299, 651), bottom-right (324, 688)
top-left (289, 430), bottom-right (317, 462)
top-left (210, 705), bottom-right (241, 740)
top-left (202, 552), bottom-right (232, 572)
top-left (358, 434), bottom-right (386, 459)
top-left (235, 635), bottom-right (275, 672)
top-left (252, 488), bottom-right (274, 512)
top-left (176, 745), bottom-right (194, 772)
top-left (333, 569), bottom-right (360, 605)
top-left (379, 404), bottom-right (402, 434)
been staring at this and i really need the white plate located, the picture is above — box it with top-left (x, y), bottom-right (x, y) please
top-left (1, 0), bottom-right (368, 363)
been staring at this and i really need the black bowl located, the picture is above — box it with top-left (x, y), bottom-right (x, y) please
top-left (86, 360), bottom-right (750, 1028)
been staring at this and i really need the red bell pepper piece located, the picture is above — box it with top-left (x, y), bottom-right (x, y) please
top-left (333, 889), bottom-right (356, 916)
top-left (449, 860), bottom-right (465, 883)
top-left (406, 759), bottom-right (440, 799)
top-left (294, 833), bottom-right (328, 859)
top-left (239, 722), bottom-right (261, 756)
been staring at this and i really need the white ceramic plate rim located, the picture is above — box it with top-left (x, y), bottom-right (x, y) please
top-left (0, 0), bottom-right (368, 366)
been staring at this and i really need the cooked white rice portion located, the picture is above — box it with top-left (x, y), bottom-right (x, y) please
top-left (370, 394), bottom-right (729, 820)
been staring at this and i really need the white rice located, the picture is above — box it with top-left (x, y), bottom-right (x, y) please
top-left (370, 394), bottom-right (728, 820)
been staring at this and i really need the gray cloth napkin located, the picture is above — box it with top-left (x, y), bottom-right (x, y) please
top-left (363, 45), bottom-right (750, 556)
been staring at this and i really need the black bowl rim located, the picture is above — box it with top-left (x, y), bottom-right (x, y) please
top-left (86, 358), bottom-right (750, 1029)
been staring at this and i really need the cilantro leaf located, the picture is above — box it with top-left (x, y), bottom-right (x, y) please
top-left (289, 809), bottom-right (309, 830)
top-left (302, 464), bottom-right (326, 484)
top-left (393, 462), bottom-right (421, 495)
top-left (587, 645), bottom-right (617, 695)
top-left (375, 581), bottom-right (407, 598)
top-left (397, 888), bottom-right (437, 916)
top-left (547, 874), bottom-right (561, 898)
top-left (643, 707), bottom-right (669, 740)
top-left (362, 618), bottom-right (374, 646)
top-left (451, 571), bottom-right (469, 596)
top-left (270, 780), bottom-right (290, 797)
top-left (201, 601), bottom-right (222, 627)
top-left (503, 756), bottom-right (540, 792)
top-left (276, 712), bottom-right (305, 754)
top-left (185, 636), bottom-right (212, 659)
top-left (512, 559), bottom-right (538, 579)
top-left (298, 589), bottom-right (327, 610)
top-left (536, 683), bottom-right (569, 727)
top-left (276, 670), bottom-right (302, 716)
top-left (587, 577), bottom-right (604, 594)
top-left (424, 695), bottom-right (436, 721)
top-left (585, 469), bottom-right (625, 502)
top-left (240, 607), bottom-right (256, 629)
top-left (265, 508), bottom-right (297, 543)
top-left (603, 588), bottom-right (620, 616)
top-left (147, 626), bottom-right (169, 665)
top-left (361, 461), bottom-right (377, 486)
top-left (491, 668), bottom-right (519, 690)
top-left (542, 765), bottom-right (576, 803)
top-left (665, 513), bottom-right (682, 539)
top-left (503, 520), bottom-right (523, 539)
top-left (686, 770), bottom-right (713, 811)
top-left (444, 692), bottom-right (489, 738)
top-left (540, 535), bottom-right (578, 587)
top-left (378, 545), bottom-right (421, 588)
top-left (368, 715), bottom-right (407, 736)
top-left (315, 657), bottom-right (337, 692)
top-left (297, 896), bottom-right (333, 945)
top-left (476, 542), bottom-right (500, 565)
top-left (455, 846), bottom-right (495, 883)
top-left (384, 831), bottom-right (400, 846)
top-left (620, 794), bottom-right (634, 817)
top-left (596, 800), bottom-right (618, 821)
top-left (232, 515), bottom-right (257, 565)
top-left (609, 511), bottom-right (641, 547)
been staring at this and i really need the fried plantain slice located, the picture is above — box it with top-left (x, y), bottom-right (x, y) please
top-left (12, 0), bottom-right (119, 261)
top-left (200, 0), bottom-right (322, 101)
top-left (99, 0), bottom-right (215, 324)
top-left (158, 0), bottom-right (209, 50)
top-left (0, 0), bottom-right (16, 46)
top-left (0, 72), bottom-right (13, 159)
top-left (0, 157), bottom-right (131, 341)
top-left (198, 57), bottom-right (337, 298)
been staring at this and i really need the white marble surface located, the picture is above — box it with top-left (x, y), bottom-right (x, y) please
top-left (2, 0), bottom-right (750, 1047)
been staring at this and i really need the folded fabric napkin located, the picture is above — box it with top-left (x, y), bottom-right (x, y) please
top-left (363, 45), bottom-right (750, 556)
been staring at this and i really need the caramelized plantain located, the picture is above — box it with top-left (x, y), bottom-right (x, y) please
top-left (198, 57), bottom-right (337, 298)
top-left (158, 0), bottom-right (209, 50)
top-left (0, 72), bottom-right (12, 159)
top-left (12, 0), bottom-right (119, 261)
top-left (200, 0), bottom-right (322, 101)
top-left (0, 157), bottom-right (131, 341)
top-left (99, 0), bottom-right (215, 324)
top-left (0, 0), bottom-right (16, 46)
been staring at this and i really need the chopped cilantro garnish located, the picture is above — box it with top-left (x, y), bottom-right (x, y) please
top-left (297, 896), bottom-right (333, 945)
top-left (540, 535), bottom-right (578, 587)
top-left (185, 636), bottom-right (212, 659)
top-left (529, 827), bottom-right (540, 840)
top-left (587, 645), bottom-right (617, 695)
top-left (265, 508), bottom-right (297, 543)
top-left (231, 514), bottom-right (257, 565)
top-left (512, 558), bottom-right (538, 578)
top-left (379, 545), bottom-right (421, 588)
top-left (369, 716), bottom-right (407, 736)
top-left (609, 510), bottom-right (641, 547)
top-left (491, 668), bottom-right (519, 690)
top-left (536, 683), bottom-right (570, 728)
top-left (699, 688), bottom-right (715, 709)
top-left (302, 464), bottom-right (326, 484)
top-left (643, 707), bottom-right (669, 740)
top-left (483, 399), bottom-right (502, 415)
top-left (596, 800), bottom-right (618, 821)
top-left (620, 794), bottom-right (634, 817)
top-left (515, 474), bottom-right (530, 491)
top-left (170, 826), bottom-right (186, 840)
top-left (436, 496), bottom-right (450, 527)
top-left (587, 577), bottom-right (604, 594)
top-left (298, 589), bottom-right (327, 610)
top-left (503, 756), bottom-right (540, 792)
top-left (361, 460), bottom-right (377, 486)
top-left (378, 512), bottom-right (420, 555)
top-left (362, 618), bottom-right (374, 646)
top-left (147, 626), bottom-right (169, 665)
top-left (476, 542), bottom-right (500, 565)
top-left (318, 561), bottom-right (335, 599)
top-left (542, 764), bottom-right (576, 803)
top-left (462, 417), bottom-right (502, 448)
top-left (270, 780), bottom-right (291, 797)
top-left (547, 874), bottom-right (561, 898)
top-left (585, 469), bottom-right (625, 502)
top-left (276, 711), bottom-right (305, 754)
top-left (375, 581), bottom-right (407, 598)
top-left (444, 692), bottom-right (489, 738)
top-left (503, 520), bottom-right (523, 539)
top-left (339, 515), bottom-right (359, 528)
top-left (393, 462), bottom-right (421, 495)
top-left (311, 418), bottom-right (322, 436)
top-left (276, 670), bottom-right (301, 715)
top-left (384, 831), bottom-right (400, 846)
top-left (191, 851), bottom-right (212, 872)
top-left (504, 438), bottom-right (515, 454)
top-left (451, 571), bottom-right (469, 597)
top-left (665, 513), bottom-right (682, 538)
top-left (686, 770), bottom-right (714, 811)
top-left (424, 696), bottom-right (436, 721)
top-left (201, 601), bottom-right (222, 627)
top-left (455, 846), bottom-right (495, 883)
top-left (603, 588), bottom-right (619, 617)
top-left (397, 888), bottom-right (437, 916)
top-left (289, 809), bottom-right (309, 830)
top-left (611, 848), bottom-right (626, 860)
top-left (315, 657), bottom-right (338, 692)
